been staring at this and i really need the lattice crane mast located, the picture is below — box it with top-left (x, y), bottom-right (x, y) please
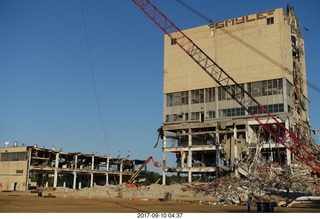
top-left (132, 0), bottom-right (320, 174)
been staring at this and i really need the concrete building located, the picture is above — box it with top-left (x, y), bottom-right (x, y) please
top-left (0, 143), bottom-right (145, 191)
top-left (161, 6), bottom-right (314, 183)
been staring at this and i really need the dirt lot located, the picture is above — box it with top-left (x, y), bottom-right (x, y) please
top-left (0, 191), bottom-right (319, 213)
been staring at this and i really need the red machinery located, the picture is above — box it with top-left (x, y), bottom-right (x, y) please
top-left (126, 156), bottom-right (161, 187)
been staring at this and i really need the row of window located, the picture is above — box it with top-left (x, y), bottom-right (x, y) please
top-left (248, 104), bottom-right (284, 114)
top-left (166, 79), bottom-right (286, 107)
top-left (247, 79), bottom-right (283, 97)
top-left (0, 152), bottom-right (27, 162)
top-left (165, 110), bottom-right (216, 123)
top-left (165, 104), bottom-right (284, 122)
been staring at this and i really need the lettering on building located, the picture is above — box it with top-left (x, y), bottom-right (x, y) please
top-left (209, 10), bottom-right (275, 29)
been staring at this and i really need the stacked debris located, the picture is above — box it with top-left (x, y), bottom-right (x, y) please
top-left (50, 159), bottom-right (318, 207)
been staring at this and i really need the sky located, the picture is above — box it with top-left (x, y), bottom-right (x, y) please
top-left (1, 0), bottom-right (319, 171)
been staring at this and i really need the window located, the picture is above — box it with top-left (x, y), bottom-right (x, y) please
top-left (248, 79), bottom-right (283, 97)
top-left (191, 89), bottom-right (204, 104)
top-left (166, 113), bottom-right (188, 123)
top-left (248, 104), bottom-right (284, 115)
top-left (16, 170), bottom-right (23, 175)
top-left (173, 93), bottom-right (181, 106)
top-left (206, 110), bottom-right (215, 119)
top-left (218, 84), bottom-right (244, 101)
top-left (249, 82), bottom-right (262, 97)
top-left (171, 38), bottom-right (177, 45)
top-left (166, 114), bottom-right (173, 122)
top-left (286, 80), bottom-right (292, 96)
top-left (218, 107), bottom-right (245, 118)
top-left (166, 91), bottom-right (188, 106)
top-left (181, 91), bottom-right (188, 105)
top-left (0, 152), bottom-right (27, 161)
top-left (191, 111), bottom-right (204, 121)
top-left (205, 88), bottom-right (215, 102)
top-left (267, 17), bottom-right (274, 25)
top-left (166, 93), bottom-right (173, 107)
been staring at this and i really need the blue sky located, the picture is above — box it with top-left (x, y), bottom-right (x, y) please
top-left (1, 0), bottom-right (319, 169)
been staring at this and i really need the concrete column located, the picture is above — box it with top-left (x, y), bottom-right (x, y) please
top-left (90, 155), bottom-right (94, 187)
top-left (230, 135), bottom-right (234, 167)
top-left (73, 172), bottom-right (77, 189)
top-left (119, 160), bottom-right (123, 184)
top-left (106, 157), bottom-right (109, 185)
top-left (233, 126), bottom-right (239, 174)
top-left (246, 124), bottom-right (250, 143)
top-left (181, 152), bottom-right (185, 168)
top-left (215, 132), bottom-right (219, 178)
top-left (188, 149), bottom-right (192, 183)
top-left (187, 129), bottom-right (192, 182)
top-left (285, 120), bottom-right (292, 165)
top-left (162, 135), bottom-right (167, 185)
top-left (73, 155), bottom-right (78, 189)
top-left (188, 129), bottom-right (192, 147)
top-left (53, 152), bottom-right (59, 188)
top-left (234, 126), bottom-right (238, 160)
top-left (78, 181), bottom-right (82, 190)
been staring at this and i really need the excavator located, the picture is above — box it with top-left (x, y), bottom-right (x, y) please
top-left (132, 0), bottom-right (320, 175)
top-left (126, 156), bottom-right (161, 188)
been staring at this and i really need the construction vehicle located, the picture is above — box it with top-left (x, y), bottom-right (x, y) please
top-left (132, 0), bottom-right (320, 174)
top-left (126, 156), bottom-right (161, 188)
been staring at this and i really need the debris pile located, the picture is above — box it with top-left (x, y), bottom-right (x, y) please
top-left (50, 170), bottom-right (318, 207)
top-left (47, 154), bottom-right (319, 207)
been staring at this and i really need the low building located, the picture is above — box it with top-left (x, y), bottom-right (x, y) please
top-left (0, 143), bottom-right (145, 191)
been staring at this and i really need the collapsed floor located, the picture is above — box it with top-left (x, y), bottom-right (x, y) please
top-left (38, 162), bottom-right (320, 208)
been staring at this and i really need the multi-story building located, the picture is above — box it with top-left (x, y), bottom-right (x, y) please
top-left (161, 5), bottom-right (314, 183)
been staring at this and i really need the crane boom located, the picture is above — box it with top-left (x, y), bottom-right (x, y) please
top-left (132, 0), bottom-right (320, 174)
top-left (128, 156), bottom-right (161, 184)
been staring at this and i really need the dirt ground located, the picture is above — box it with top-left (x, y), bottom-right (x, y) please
top-left (0, 191), bottom-right (320, 213)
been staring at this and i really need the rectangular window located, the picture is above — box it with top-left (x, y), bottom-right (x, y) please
top-left (166, 91), bottom-right (188, 106)
top-left (191, 111), bottom-right (204, 121)
top-left (16, 170), bottom-right (23, 175)
top-left (205, 88), bottom-right (215, 102)
top-left (191, 89), bottom-right (204, 104)
top-left (206, 110), bottom-right (215, 119)
top-left (248, 104), bottom-right (284, 115)
top-left (250, 79), bottom-right (283, 97)
top-left (181, 91), bottom-right (188, 105)
top-left (171, 38), bottom-right (177, 45)
top-left (173, 93), bottom-right (181, 106)
top-left (218, 84), bottom-right (244, 101)
top-left (286, 80), bottom-right (292, 96)
top-left (0, 152), bottom-right (26, 161)
top-left (267, 17), bottom-right (274, 25)
top-left (251, 82), bottom-right (262, 97)
top-left (166, 114), bottom-right (173, 123)
top-left (218, 108), bottom-right (245, 117)
top-left (166, 94), bottom-right (173, 107)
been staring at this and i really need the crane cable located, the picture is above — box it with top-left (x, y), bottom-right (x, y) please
top-left (80, 0), bottom-right (110, 155)
top-left (174, 0), bottom-right (320, 95)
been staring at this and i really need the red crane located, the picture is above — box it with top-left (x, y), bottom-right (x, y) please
top-left (132, 0), bottom-right (320, 174)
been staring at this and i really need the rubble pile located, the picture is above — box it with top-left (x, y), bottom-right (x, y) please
top-left (50, 171), bottom-right (318, 207)
top-left (49, 156), bottom-right (319, 207)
